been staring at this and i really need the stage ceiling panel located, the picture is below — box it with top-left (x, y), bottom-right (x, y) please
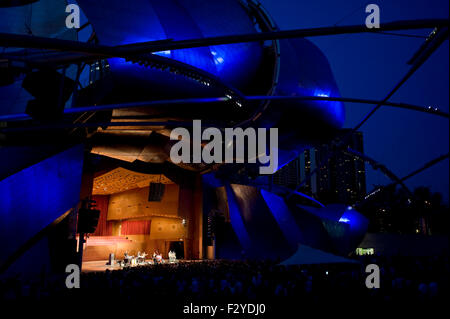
top-left (92, 167), bottom-right (173, 195)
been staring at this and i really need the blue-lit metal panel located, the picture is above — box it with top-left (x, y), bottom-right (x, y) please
top-left (338, 206), bottom-right (369, 239)
top-left (0, 0), bottom-right (76, 38)
top-left (230, 184), bottom-right (292, 259)
top-left (275, 38), bottom-right (345, 129)
top-left (289, 204), bottom-right (334, 252)
top-left (253, 37), bottom-right (346, 171)
top-left (212, 184), bottom-right (364, 258)
top-left (0, 145), bottom-right (73, 181)
top-left (0, 145), bottom-right (84, 266)
top-left (298, 204), bottom-right (369, 255)
top-left (224, 184), bottom-right (252, 251)
top-left (0, 0), bottom-right (76, 118)
top-left (77, 0), bottom-right (263, 92)
top-left (178, 0), bottom-right (263, 88)
top-left (77, 0), bottom-right (167, 46)
top-left (260, 189), bottom-right (303, 246)
top-left (149, 0), bottom-right (216, 75)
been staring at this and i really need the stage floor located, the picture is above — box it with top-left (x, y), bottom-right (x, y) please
top-left (82, 260), bottom-right (122, 272)
top-left (82, 259), bottom-right (201, 272)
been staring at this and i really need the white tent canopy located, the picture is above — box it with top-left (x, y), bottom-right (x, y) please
top-left (280, 244), bottom-right (360, 266)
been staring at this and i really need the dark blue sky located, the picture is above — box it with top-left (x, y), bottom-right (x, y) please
top-left (261, 0), bottom-right (449, 202)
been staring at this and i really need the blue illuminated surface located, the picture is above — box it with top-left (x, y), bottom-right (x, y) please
top-left (225, 184), bottom-right (252, 250)
top-left (338, 206), bottom-right (368, 231)
top-left (298, 204), bottom-right (368, 234)
top-left (261, 189), bottom-right (303, 245)
top-left (0, 145), bottom-right (84, 265)
top-left (292, 191), bottom-right (325, 208)
top-left (338, 217), bottom-right (350, 223)
top-left (77, 0), bottom-right (263, 90)
top-left (275, 38), bottom-right (346, 129)
top-left (314, 89), bottom-right (330, 98)
top-left (275, 149), bottom-right (302, 173)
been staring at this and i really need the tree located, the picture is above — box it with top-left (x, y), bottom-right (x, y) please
top-left (359, 185), bottom-right (448, 235)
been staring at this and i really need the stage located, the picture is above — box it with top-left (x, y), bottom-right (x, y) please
top-left (82, 260), bottom-right (122, 272)
top-left (82, 259), bottom-right (202, 272)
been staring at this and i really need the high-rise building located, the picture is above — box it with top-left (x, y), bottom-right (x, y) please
top-left (273, 156), bottom-right (301, 189)
top-left (314, 129), bottom-right (366, 204)
top-left (272, 149), bottom-right (314, 196)
top-left (299, 149), bottom-right (313, 195)
top-left (272, 130), bottom-right (366, 204)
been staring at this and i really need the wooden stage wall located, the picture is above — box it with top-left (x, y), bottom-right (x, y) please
top-left (85, 179), bottom-right (203, 261)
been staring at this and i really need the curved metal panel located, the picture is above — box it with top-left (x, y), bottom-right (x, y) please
top-left (0, 0), bottom-right (75, 39)
top-left (0, 145), bottom-right (84, 267)
top-left (268, 38), bottom-right (345, 137)
top-left (77, 0), bottom-right (264, 91)
top-left (255, 38), bottom-right (346, 169)
top-left (178, 0), bottom-right (263, 88)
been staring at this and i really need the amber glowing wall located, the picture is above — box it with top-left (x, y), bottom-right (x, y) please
top-left (150, 217), bottom-right (186, 240)
top-left (107, 184), bottom-right (179, 220)
top-left (177, 176), bottom-right (203, 259)
top-left (83, 218), bottom-right (186, 262)
top-left (83, 179), bottom-right (203, 261)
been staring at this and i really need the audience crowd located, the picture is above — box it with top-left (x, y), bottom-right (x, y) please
top-left (1, 255), bottom-right (448, 313)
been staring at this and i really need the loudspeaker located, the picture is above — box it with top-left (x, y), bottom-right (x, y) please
top-left (25, 99), bottom-right (63, 120)
top-left (22, 69), bottom-right (75, 120)
top-left (148, 182), bottom-right (165, 201)
top-left (77, 208), bottom-right (100, 234)
top-left (22, 69), bottom-right (75, 102)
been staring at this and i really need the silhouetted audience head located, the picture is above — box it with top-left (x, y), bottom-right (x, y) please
top-left (1, 255), bottom-right (448, 311)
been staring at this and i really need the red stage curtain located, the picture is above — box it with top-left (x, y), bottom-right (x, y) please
top-left (121, 220), bottom-right (151, 235)
top-left (92, 195), bottom-right (112, 236)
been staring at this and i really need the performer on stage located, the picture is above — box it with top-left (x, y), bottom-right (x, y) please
top-left (168, 250), bottom-right (176, 263)
top-left (137, 251), bottom-right (147, 264)
top-left (123, 251), bottom-right (132, 266)
top-left (153, 249), bottom-right (163, 264)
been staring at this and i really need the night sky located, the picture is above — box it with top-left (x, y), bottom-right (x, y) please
top-left (261, 0), bottom-right (449, 202)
